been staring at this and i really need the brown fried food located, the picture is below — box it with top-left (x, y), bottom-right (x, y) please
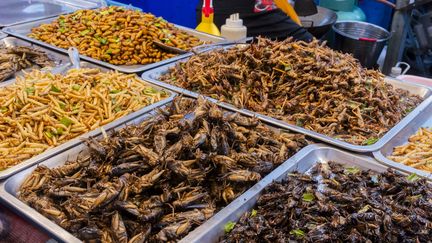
top-left (29, 6), bottom-right (205, 65)
top-left (0, 68), bottom-right (169, 170)
top-left (161, 38), bottom-right (423, 145)
top-left (221, 162), bottom-right (432, 242)
top-left (0, 45), bottom-right (54, 82)
top-left (18, 97), bottom-right (308, 242)
top-left (388, 127), bottom-right (432, 172)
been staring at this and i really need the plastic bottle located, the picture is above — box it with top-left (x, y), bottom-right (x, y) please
top-left (221, 13), bottom-right (247, 41)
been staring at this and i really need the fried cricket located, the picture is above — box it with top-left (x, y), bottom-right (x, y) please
top-left (222, 162), bottom-right (432, 242)
top-left (18, 97), bottom-right (308, 242)
top-left (161, 38), bottom-right (422, 145)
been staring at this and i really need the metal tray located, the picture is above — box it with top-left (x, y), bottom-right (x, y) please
top-left (0, 36), bottom-right (72, 83)
top-left (3, 17), bottom-right (225, 73)
top-left (0, 31), bottom-right (7, 39)
top-left (181, 144), bottom-right (401, 243)
top-left (141, 58), bottom-right (432, 153)
top-left (0, 102), bottom-right (306, 242)
top-left (0, 63), bottom-right (175, 180)
top-left (373, 101), bottom-right (432, 180)
top-left (0, 0), bottom-right (104, 27)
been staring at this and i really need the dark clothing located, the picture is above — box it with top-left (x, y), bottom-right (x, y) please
top-left (197, 0), bottom-right (313, 41)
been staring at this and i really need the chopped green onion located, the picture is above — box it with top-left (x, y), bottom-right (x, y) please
top-left (114, 106), bottom-right (122, 113)
top-left (80, 29), bottom-right (90, 36)
top-left (60, 117), bottom-right (73, 127)
top-left (44, 131), bottom-right (53, 138)
top-left (72, 84), bottom-right (81, 91)
top-left (363, 137), bottom-right (378, 145)
top-left (25, 87), bottom-right (35, 94)
top-left (224, 221), bottom-right (236, 233)
top-left (50, 85), bottom-right (61, 93)
top-left (56, 128), bottom-right (64, 135)
top-left (250, 209), bottom-right (257, 217)
top-left (344, 167), bottom-right (360, 175)
top-left (407, 173), bottom-right (420, 182)
top-left (0, 107), bottom-right (7, 113)
top-left (405, 107), bottom-right (414, 114)
top-left (58, 18), bottom-right (66, 26)
top-left (302, 192), bottom-right (315, 202)
top-left (58, 102), bottom-right (66, 110)
top-left (289, 229), bottom-right (305, 238)
top-left (143, 87), bottom-right (158, 94)
top-left (110, 89), bottom-right (121, 94)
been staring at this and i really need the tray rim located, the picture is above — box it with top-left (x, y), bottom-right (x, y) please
top-left (2, 17), bottom-right (225, 73)
top-left (140, 57), bottom-right (432, 153)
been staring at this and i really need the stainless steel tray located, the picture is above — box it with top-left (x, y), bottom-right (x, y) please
top-left (141, 59), bottom-right (432, 153)
top-left (0, 0), bottom-right (104, 27)
top-left (0, 31), bottom-right (7, 39)
top-left (181, 144), bottom-right (400, 243)
top-left (0, 36), bottom-right (72, 83)
top-left (373, 101), bottom-right (432, 180)
top-left (3, 17), bottom-right (225, 73)
top-left (0, 63), bottom-right (175, 180)
top-left (0, 103), bottom-right (305, 242)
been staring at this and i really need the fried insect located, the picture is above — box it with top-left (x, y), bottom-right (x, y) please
top-left (222, 162), bottom-right (432, 242)
top-left (18, 97), bottom-right (308, 242)
top-left (0, 44), bottom-right (54, 82)
top-left (0, 68), bottom-right (169, 170)
top-left (29, 6), bottom-right (205, 65)
top-left (388, 127), bottom-right (432, 172)
top-left (161, 38), bottom-right (422, 145)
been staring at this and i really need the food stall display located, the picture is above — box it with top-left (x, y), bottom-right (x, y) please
top-left (0, 2), bottom-right (431, 243)
top-left (16, 97), bottom-right (307, 242)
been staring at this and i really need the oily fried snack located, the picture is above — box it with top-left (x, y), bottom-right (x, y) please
top-left (388, 127), bottom-right (432, 172)
top-left (0, 68), bottom-right (169, 170)
top-left (222, 162), bottom-right (432, 242)
top-left (18, 97), bottom-right (308, 242)
top-left (0, 45), bottom-right (54, 82)
top-left (161, 38), bottom-right (422, 145)
top-left (29, 6), bottom-right (204, 65)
